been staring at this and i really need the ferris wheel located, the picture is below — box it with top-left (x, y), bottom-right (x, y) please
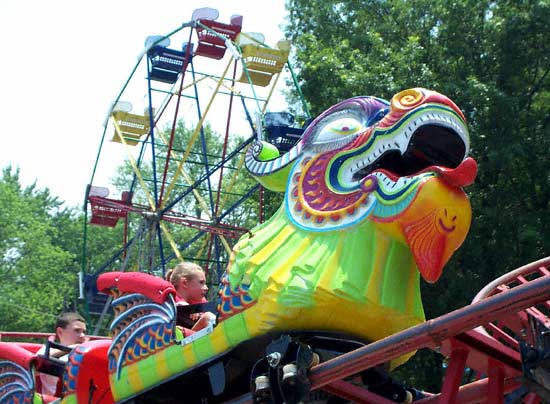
top-left (81, 7), bottom-right (310, 319)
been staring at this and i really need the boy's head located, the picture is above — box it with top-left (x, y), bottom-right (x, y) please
top-left (55, 312), bottom-right (87, 346)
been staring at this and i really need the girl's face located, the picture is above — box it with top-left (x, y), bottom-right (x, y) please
top-left (179, 271), bottom-right (208, 304)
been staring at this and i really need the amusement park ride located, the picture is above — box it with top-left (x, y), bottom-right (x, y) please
top-left (2, 7), bottom-right (550, 404)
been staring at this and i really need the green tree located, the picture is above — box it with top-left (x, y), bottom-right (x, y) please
top-left (285, 0), bottom-right (550, 391)
top-left (0, 167), bottom-right (79, 332)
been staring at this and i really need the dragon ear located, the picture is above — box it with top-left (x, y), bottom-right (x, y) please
top-left (254, 141), bottom-right (280, 161)
top-left (245, 141), bottom-right (296, 192)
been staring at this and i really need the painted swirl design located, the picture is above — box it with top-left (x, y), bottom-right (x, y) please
top-left (106, 288), bottom-right (176, 379)
top-left (0, 361), bottom-right (33, 404)
top-left (402, 211), bottom-right (446, 282)
top-left (63, 345), bottom-right (89, 395)
top-left (251, 140), bottom-right (263, 157)
top-left (391, 88), bottom-right (424, 111)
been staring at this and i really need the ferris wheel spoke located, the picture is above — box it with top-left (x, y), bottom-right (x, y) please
top-left (158, 221), bottom-right (183, 261)
top-left (155, 129), bottom-right (229, 259)
top-left (161, 58), bottom-right (234, 206)
top-left (158, 130), bottom-right (214, 220)
top-left (217, 152), bottom-right (246, 215)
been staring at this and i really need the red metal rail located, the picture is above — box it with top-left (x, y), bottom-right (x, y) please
top-left (310, 267), bottom-right (550, 403)
top-left (0, 331), bottom-right (108, 341)
top-left (472, 256), bottom-right (550, 349)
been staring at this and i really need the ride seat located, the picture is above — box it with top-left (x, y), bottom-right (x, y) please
top-left (87, 185), bottom-right (132, 227)
top-left (111, 109), bottom-right (151, 146)
top-left (33, 341), bottom-right (69, 400)
top-left (192, 7), bottom-right (243, 60)
top-left (176, 301), bottom-right (218, 338)
top-left (237, 33), bottom-right (290, 87)
top-left (148, 43), bottom-right (194, 84)
top-left (0, 341), bottom-right (59, 403)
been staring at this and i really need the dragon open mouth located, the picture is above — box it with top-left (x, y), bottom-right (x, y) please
top-left (351, 120), bottom-right (474, 187)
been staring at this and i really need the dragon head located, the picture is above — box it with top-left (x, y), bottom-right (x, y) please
top-left (246, 88), bottom-right (476, 283)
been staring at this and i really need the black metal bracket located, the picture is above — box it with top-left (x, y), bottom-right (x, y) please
top-left (250, 335), bottom-right (316, 404)
top-left (519, 314), bottom-right (550, 401)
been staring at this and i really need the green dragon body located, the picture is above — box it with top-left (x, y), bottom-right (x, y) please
top-left (58, 88), bottom-right (476, 403)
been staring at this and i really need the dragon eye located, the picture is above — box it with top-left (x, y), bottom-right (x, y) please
top-left (327, 118), bottom-right (361, 136)
top-left (310, 110), bottom-right (366, 146)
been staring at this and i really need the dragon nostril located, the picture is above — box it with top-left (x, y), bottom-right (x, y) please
top-left (360, 175), bottom-right (378, 192)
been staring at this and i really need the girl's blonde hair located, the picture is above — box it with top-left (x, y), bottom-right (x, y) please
top-left (165, 262), bottom-right (204, 287)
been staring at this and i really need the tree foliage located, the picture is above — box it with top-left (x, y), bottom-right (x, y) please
top-left (285, 0), bottom-right (550, 390)
top-left (0, 167), bottom-right (80, 332)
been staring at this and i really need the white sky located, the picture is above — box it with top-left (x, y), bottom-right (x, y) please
top-left (0, 0), bottom-right (288, 209)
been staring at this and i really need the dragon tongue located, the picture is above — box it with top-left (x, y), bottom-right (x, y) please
top-left (432, 157), bottom-right (477, 188)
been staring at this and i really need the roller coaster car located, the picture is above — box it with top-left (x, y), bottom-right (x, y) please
top-left (0, 341), bottom-right (46, 403)
top-left (94, 272), bottom-right (416, 404)
top-left (0, 338), bottom-right (113, 404)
